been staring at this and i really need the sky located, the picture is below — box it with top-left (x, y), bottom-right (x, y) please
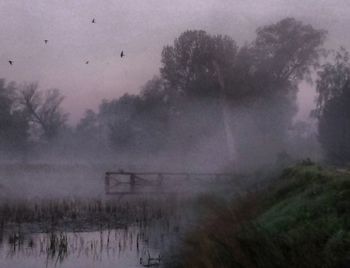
top-left (0, 0), bottom-right (349, 123)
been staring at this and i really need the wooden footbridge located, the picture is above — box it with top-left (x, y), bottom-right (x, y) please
top-left (105, 170), bottom-right (235, 195)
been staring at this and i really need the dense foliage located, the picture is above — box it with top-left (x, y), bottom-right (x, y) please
top-left (315, 48), bottom-right (350, 164)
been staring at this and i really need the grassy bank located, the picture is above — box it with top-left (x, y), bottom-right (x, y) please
top-left (170, 163), bottom-right (350, 268)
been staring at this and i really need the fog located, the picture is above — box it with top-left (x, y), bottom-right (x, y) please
top-left (1, 3), bottom-right (350, 268)
top-left (0, 1), bottom-right (348, 199)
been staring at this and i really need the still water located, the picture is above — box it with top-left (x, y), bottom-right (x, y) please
top-left (0, 227), bottom-right (163, 268)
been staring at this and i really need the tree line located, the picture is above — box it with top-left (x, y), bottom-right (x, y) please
top-left (0, 17), bottom-right (348, 166)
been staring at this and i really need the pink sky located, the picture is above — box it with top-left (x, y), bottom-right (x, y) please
top-left (0, 0), bottom-right (349, 123)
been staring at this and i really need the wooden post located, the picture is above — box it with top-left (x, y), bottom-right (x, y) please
top-left (105, 172), bottom-right (110, 195)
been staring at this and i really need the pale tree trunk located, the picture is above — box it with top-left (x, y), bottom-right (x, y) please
top-left (213, 61), bottom-right (236, 166)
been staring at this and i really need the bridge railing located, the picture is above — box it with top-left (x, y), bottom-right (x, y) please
top-left (104, 171), bottom-right (235, 195)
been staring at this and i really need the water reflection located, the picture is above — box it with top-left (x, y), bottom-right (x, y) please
top-left (0, 227), bottom-right (163, 268)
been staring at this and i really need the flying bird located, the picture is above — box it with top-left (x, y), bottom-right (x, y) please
top-left (85, 61), bottom-right (89, 64)
top-left (44, 40), bottom-right (48, 44)
top-left (120, 51), bottom-right (125, 58)
top-left (8, 60), bottom-right (13, 65)
top-left (92, 18), bottom-right (95, 23)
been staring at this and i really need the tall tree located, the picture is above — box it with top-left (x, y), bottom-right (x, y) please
top-left (314, 48), bottom-right (350, 163)
top-left (230, 18), bottom-right (326, 167)
top-left (159, 20), bottom-right (326, 168)
top-left (161, 30), bottom-right (237, 99)
top-left (252, 18), bottom-right (326, 84)
top-left (160, 30), bottom-right (237, 161)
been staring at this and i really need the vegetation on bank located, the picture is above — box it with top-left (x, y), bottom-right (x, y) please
top-left (171, 163), bottom-right (350, 268)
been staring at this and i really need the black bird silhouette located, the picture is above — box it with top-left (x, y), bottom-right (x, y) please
top-left (92, 18), bottom-right (95, 23)
top-left (44, 40), bottom-right (48, 44)
top-left (85, 61), bottom-right (89, 64)
top-left (8, 60), bottom-right (13, 65)
top-left (120, 51), bottom-right (125, 58)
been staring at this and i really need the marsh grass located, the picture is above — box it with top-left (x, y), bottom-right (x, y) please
top-left (0, 196), bottom-right (181, 233)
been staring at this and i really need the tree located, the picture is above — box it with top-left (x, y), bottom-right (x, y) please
top-left (76, 109), bottom-right (98, 135)
top-left (160, 30), bottom-right (237, 99)
top-left (0, 79), bottom-right (29, 152)
top-left (160, 30), bottom-right (237, 161)
top-left (252, 18), bottom-right (326, 85)
top-left (98, 79), bottom-right (171, 154)
top-left (228, 18), bottom-right (326, 167)
top-left (315, 48), bottom-right (350, 163)
top-left (98, 94), bottom-right (141, 151)
top-left (135, 77), bottom-right (170, 151)
top-left (159, 20), bottom-right (326, 168)
top-left (20, 83), bottom-right (68, 142)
